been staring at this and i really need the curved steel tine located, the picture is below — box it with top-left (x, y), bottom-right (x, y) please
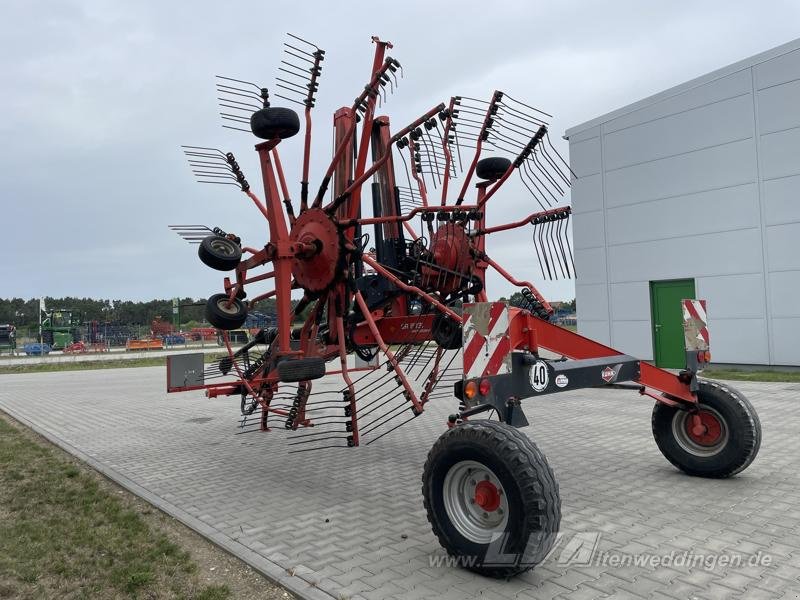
top-left (501, 93), bottom-right (553, 118)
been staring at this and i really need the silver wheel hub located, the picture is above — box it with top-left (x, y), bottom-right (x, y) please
top-left (443, 460), bottom-right (509, 543)
top-left (672, 406), bottom-right (729, 457)
top-left (210, 238), bottom-right (236, 255)
top-left (216, 298), bottom-right (240, 315)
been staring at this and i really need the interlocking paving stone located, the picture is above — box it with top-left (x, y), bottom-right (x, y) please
top-left (1, 368), bottom-right (799, 599)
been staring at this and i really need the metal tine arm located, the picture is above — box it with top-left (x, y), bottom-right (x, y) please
top-left (169, 224), bottom-right (214, 245)
top-left (181, 146), bottom-right (251, 192)
top-left (545, 131), bottom-right (578, 179)
top-left (531, 152), bottom-right (565, 195)
top-left (215, 76), bottom-right (269, 133)
top-left (454, 90), bottom-right (504, 204)
top-left (493, 115), bottom-right (545, 141)
top-left (216, 83), bottom-right (263, 102)
top-left (181, 144), bottom-right (227, 156)
top-left (522, 159), bottom-right (558, 205)
top-left (501, 93), bottom-right (553, 118)
top-left (497, 102), bottom-right (549, 126)
top-left (478, 124), bottom-right (549, 209)
top-left (539, 145), bottom-right (572, 187)
top-left (278, 62), bottom-right (314, 80)
top-left (273, 94), bottom-right (306, 107)
top-left (218, 113), bottom-right (251, 124)
top-left (312, 56), bottom-right (400, 208)
top-left (216, 74), bottom-right (263, 90)
top-left (283, 47), bottom-right (315, 64)
top-left (517, 168), bottom-right (551, 211)
top-left (451, 106), bottom-right (490, 119)
top-left (218, 97), bottom-right (262, 111)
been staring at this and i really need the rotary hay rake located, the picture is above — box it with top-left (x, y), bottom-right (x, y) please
top-left (167, 35), bottom-right (761, 578)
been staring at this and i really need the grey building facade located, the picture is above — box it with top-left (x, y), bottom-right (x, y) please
top-left (565, 38), bottom-right (800, 367)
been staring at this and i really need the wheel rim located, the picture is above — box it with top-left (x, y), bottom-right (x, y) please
top-left (216, 298), bottom-right (241, 315)
top-left (443, 460), bottom-right (509, 543)
top-left (210, 238), bottom-right (237, 256)
top-left (672, 406), bottom-right (728, 457)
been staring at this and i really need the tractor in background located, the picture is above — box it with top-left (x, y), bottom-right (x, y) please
top-left (40, 309), bottom-right (81, 350)
top-left (0, 324), bottom-right (17, 355)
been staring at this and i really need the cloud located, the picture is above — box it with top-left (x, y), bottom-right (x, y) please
top-left (1, 0), bottom-right (798, 301)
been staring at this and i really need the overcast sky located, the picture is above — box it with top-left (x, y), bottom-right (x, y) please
top-left (2, 0), bottom-right (798, 303)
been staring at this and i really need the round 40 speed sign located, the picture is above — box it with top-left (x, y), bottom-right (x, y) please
top-left (529, 360), bottom-right (549, 392)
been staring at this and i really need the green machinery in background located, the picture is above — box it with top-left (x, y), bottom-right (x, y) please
top-left (0, 325), bottom-right (16, 354)
top-left (40, 309), bottom-right (82, 350)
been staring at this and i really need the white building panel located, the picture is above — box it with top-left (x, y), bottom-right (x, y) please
top-left (607, 228), bottom-right (763, 283)
top-left (696, 274), bottom-right (766, 319)
top-left (759, 127), bottom-right (800, 181)
top-left (603, 69), bottom-right (752, 134)
top-left (572, 209), bottom-right (605, 250)
top-left (766, 222), bottom-right (800, 272)
top-left (611, 320), bottom-right (653, 359)
top-left (757, 79), bottom-right (800, 134)
top-left (576, 320), bottom-right (611, 347)
top-left (754, 47), bottom-right (800, 88)
top-left (605, 183), bottom-right (759, 246)
top-left (772, 318), bottom-right (800, 364)
top-left (568, 124), bottom-right (601, 144)
top-left (569, 136), bottom-right (602, 177)
top-left (570, 173), bottom-right (603, 214)
top-left (575, 283), bottom-right (608, 321)
top-left (769, 271), bottom-right (800, 318)
top-left (763, 174), bottom-right (800, 225)
top-left (602, 94), bottom-right (754, 171)
top-left (709, 318), bottom-right (770, 364)
top-left (609, 282), bottom-right (651, 321)
top-left (567, 38), bottom-right (800, 365)
top-left (604, 139), bottom-right (755, 208)
top-left (573, 247), bottom-right (607, 285)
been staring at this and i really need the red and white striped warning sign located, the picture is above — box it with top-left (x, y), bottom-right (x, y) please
top-left (682, 299), bottom-right (709, 351)
top-left (462, 302), bottom-right (512, 379)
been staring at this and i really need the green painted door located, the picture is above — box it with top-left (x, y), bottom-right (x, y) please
top-left (650, 279), bottom-right (695, 368)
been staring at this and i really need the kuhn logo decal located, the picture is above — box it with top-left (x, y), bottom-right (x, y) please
top-left (601, 367), bottom-right (616, 383)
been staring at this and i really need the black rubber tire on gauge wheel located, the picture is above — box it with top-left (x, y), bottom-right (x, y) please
top-left (250, 107), bottom-right (301, 140)
top-left (652, 379), bottom-right (761, 478)
top-left (432, 312), bottom-right (462, 350)
top-left (198, 235), bottom-right (242, 271)
top-left (422, 420), bottom-right (561, 578)
top-left (277, 357), bottom-right (326, 382)
top-left (476, 157), bottom-right (512, 181)
top-left (205, 294), bottom-right (248, 330)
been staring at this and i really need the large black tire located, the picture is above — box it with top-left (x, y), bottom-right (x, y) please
top-left (277, 357), bottom-right (326, 382)
top-left (422, 420), bottom-right (560, 578)
top-left (41, 330), bottom-right (54, 346)
top-left (250, 107), bottom-right (300, 140)
top-left (205, 294), bottom-right (248, 330)
top-left (652, 379), bottom-right (761, 478)
top-left (432, 312), bottom-right (462, 350)
top-left (198, 235), bottom-right (242, 271)
top-left (476, 157), bottom-right (512, 181)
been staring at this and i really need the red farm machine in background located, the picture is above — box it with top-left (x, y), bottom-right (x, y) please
top-left (167, 35), bottom-right (761, 577)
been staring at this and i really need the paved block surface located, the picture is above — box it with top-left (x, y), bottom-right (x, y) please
top-left (1, 367), bottom-right (799, 599)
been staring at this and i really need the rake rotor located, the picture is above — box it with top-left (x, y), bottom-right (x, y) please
top-left (171, 34), bottom-right (576, 448)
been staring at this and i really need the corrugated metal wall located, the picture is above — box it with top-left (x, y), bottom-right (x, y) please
top-left (566, 40), bottom-right (800, 366)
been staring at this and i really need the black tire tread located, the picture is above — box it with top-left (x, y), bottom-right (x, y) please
top-left (277, 357), bottom-right (326, 382)
top-left (422, 420), bottom-right (560, 578)
top-left (198, 235), bottom-right (242, 271)
top-left (205, 294), bottom-right (248, 331)
top-left (652, 378), bottom-right (761, 478)
top-left (476, 157), bottom-right (512, 180)
top-left (250, 107), bottom-right (301, 140)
